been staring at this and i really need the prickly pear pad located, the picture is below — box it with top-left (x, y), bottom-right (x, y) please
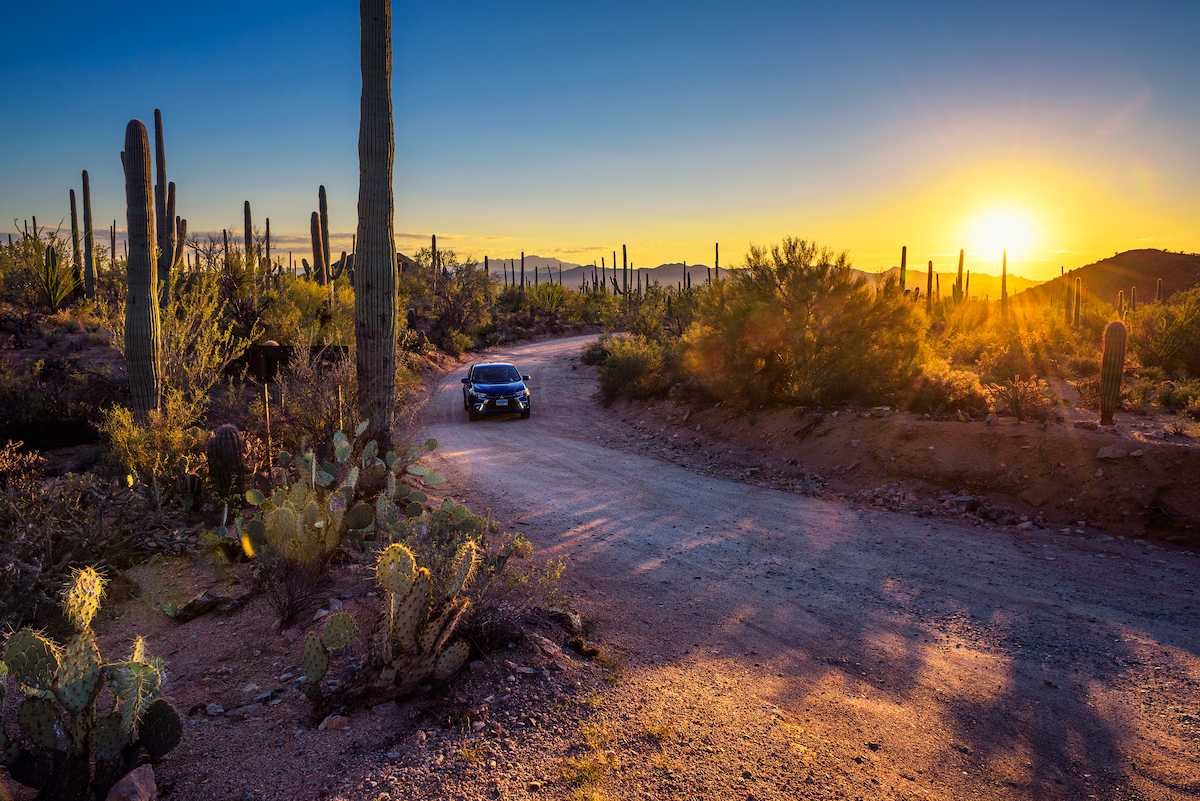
top-left (321, 612), bottom-right (356, 651)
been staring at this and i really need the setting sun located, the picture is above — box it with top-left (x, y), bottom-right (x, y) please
top-left (970, 208), bottom-right (1037, 261)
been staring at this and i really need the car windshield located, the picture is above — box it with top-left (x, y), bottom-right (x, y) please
top-left (473, 365), bottom-right (521, 383)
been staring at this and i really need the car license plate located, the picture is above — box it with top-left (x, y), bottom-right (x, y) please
top-left (496, 399), bottom-right (508, 406)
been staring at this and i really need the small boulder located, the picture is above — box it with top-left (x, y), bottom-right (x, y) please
top-left (319, 714), bottom-right (350, 731)
top-left (1096, 446), bottom-right (1127, 460)
top-left (105, 765), bottom-right (155, 801)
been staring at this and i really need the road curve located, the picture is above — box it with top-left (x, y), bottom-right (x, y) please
top-left (417, 335), bottom-right (1200, 801)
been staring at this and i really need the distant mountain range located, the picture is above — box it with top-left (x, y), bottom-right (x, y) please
top-left (479, 249), bottom-right (1200, 305)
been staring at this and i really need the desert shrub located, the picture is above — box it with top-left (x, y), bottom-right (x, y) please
top-left (0, 472), bottom-right (176, 631)
top-left (244, 328), bottom-right (358, 452)
top-left (566, 289), bottom-right (620, 325)
top-left (1155, 378), bottom-right (1200, 411)
top-left (985, 375), bottom-right (1057, 421)
top-left (99, 392), bottom-right (209, 482)
top-left (686, 237), bottom-right (927, 406)
top-left (902, 360), bottom-right (988, 413)
top-left (1128, 285), bottom-right (1200, 377)
top-left (579, 336), bottom-right (610, 365)
top-left (0, 354), bottom-right (110, 450)
top-left (526, 282), bottom-right (568, 318)
top-left (438, 328), bottom-right (474, 357)
top-left (109, 266), bottom-right (256, 427)
top-left (596, 335), bottom-right (668, 401)
top-left (259, 274), bottom-right (354, 345)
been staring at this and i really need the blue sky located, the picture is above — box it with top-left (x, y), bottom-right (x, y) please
top-left (2, 0), bottom-right (1198, 279)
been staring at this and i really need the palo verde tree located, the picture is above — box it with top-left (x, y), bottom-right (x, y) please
top-left (354, 0), bottom-right (398, 447)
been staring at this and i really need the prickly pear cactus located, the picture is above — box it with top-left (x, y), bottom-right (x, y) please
top-left (0, 567), bottom-right (183, 796)
top-left (299, 612), bottom-right (357, 701)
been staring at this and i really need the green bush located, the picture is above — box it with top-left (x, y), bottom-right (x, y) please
top-left (903, 360), bottom-right (988, 413)
top-left (579, 336), bottom-right (610, 365)
top-left (685, 237), bottom-right (927, 406)
top-left (596, 335), bottom-right (668, 401)
top-left (1128, 285), bottom-right (1200, 377)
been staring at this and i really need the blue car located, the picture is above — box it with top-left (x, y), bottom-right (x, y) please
top-left (461, 362), bottom-right (532, 420)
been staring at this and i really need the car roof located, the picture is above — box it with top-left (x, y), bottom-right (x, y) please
top-left (471, 362), bottom-right (516, 369)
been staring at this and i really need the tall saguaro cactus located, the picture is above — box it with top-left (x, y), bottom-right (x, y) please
top-left (244, 200), bottom-right (255, 275)
top-left (320, 185), bottom-right (332, 284)
top-left (1099, 320), bottom-right (1127, 426)
top-left (899, 245), bottom-right (907, 291)
top-left (311, 212), bottom-right (326, 284)
top-left (1000, 249), bottom-right (1008, 321)
top-left (925, 260), bottom-right (933, 314)
top-left (355, 0), bottom-right (398, 447)
top-left (82, 170), bottom-right (96, 298)
top-left (69, 188), bottom-right (83, 299)
top-left (121, 120), bottom-right (163, 419)
top-left (152, 109), bottom-right (186, 308)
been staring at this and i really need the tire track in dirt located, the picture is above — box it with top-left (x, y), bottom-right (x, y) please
top-left (417, 335), bottom-right (1200, 801)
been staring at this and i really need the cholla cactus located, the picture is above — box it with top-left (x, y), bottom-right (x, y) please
top-left (0, 568), bottom-right (182, 797)
top-left (298, 542), bottom-right (478, 712)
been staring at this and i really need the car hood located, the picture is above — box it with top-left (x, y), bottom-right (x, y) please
top-left (470, 380), bottom-right (525, 394)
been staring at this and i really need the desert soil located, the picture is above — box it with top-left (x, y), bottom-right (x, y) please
top-left (6, 333), bottom-right (1198, 801)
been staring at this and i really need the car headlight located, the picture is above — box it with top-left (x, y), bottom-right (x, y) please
top-left (516, 388), bottom-right (529, 397)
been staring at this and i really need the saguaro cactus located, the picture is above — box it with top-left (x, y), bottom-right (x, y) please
top-left (955, 249), bottom-right (964, 304)
top-left (244, 200), bottom-right (255, 275)
top-left (310, 212), bottom-right (326, 285)
top-left (69, 189), bottom-right (83, 298)
top-left (320, 185), bottom-right (332, 283)
top-left (82, 170), bottom-right (95, 298)
top-left (925, 260), bottom-right (933, 313)
top-left (153, 110), bottom-right (186, 308)
top-left (355, 0), bottom-right (399, 447)
top-left (899, 245), bottom-right (907, 291)
top-left (121, 120), bottom-right (162, 419)
top-left (1073, 277), bottom-right (1081, 328)
top-left (1000, 249), bottom-right (1008, 320)
top-left (1099, 320), bottom-right (1127, 426)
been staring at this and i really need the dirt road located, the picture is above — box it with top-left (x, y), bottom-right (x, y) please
top-left (420, 335), bottom-right (1200, 801)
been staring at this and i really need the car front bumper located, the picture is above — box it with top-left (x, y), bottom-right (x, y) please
top-left (468, 394), bottom-right (531, 414)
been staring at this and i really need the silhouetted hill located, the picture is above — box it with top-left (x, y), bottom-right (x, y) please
top-left (1012, 249), bottom-right (1200, 308)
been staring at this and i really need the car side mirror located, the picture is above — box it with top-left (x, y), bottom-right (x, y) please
top-left (461, 377), bottom-right (469, 384)
top-left (522, 375), bottom-right (530, 381)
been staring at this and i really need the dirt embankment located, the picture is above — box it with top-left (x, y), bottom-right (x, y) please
top-left (601, 393), bottom-right (1200, 547)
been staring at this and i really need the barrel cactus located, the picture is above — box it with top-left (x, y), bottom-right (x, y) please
top-left (206, 424), bottom-right (245, 498)
top-left (0, 568), bottom-right (182, 798)
top-left (1099, 320), bottom-right (1127, 426)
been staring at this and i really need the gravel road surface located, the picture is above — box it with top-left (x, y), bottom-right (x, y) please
top-left (419, 335), bottom-right (1200, 801)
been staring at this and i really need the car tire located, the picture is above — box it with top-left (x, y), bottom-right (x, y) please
top-left (520, 409), bottom-right (531, 419)
top-left (468, 410), bottom-right (480, 421)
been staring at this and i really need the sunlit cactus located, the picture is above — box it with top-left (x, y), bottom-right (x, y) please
top-left (355, 0), bottom-right (399, 447)
top-left (1099, 320), bottom-right (1127, 426)
top-left (82, 170), bottom-right (95, 298)
top-left (121, 119), bottom-right (162, 419)
top-left (153, 109), bottom-right (187, 308)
